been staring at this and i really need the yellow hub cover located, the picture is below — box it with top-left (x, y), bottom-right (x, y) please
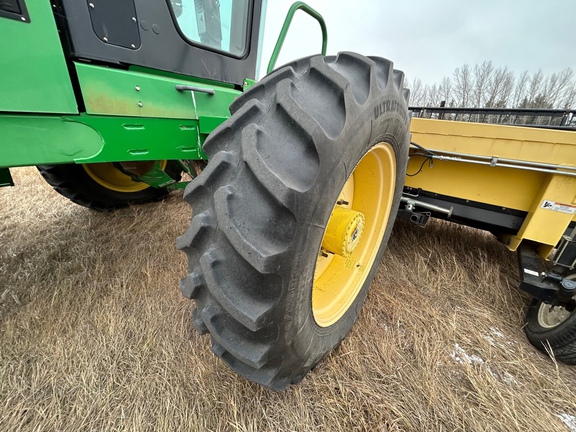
top-left (321, 207), bottom-right (365, 257)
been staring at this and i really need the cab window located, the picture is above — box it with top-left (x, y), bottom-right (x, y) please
top-left (170, 0), bottom-right (250, 56)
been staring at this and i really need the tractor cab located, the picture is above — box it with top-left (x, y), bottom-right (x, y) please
top-left (51, 0), bottom-right (264, 87)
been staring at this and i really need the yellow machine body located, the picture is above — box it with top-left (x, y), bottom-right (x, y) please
top-left (406, 118), bottom-right (576, 259)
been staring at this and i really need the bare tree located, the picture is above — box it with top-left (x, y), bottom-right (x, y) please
top-left (439, 76), bottom-right (452, 105)
top-left (426, 83), bottom-right (441, 107)
top-left (453, 64), bottom-right (473, 107)
top-left (410, 63), bottom-right (576, 113)
top-left (524, 69), bottom-right (545, 107)
top-left (544, 68), bottom-right (574, 107)
top-left (408, 78), bottom-right (426, 106)
top-left (486, 67), bottom-right (514, 108)
top-left (473, 61), bottom-right (494, 107)
top-left (512, 70), bottom-right (529, 108)
top-left (562, 83), bottom-right (576, 109)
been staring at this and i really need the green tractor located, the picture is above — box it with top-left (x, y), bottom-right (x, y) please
top-left (1, 0), bottom-right (411, 389)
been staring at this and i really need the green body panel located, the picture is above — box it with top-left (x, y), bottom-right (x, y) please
top-left (0, 114), bottom-right (207, 167)
top-left (75, 63), bottom-right (237, 133)
top-left (0, 1), bottom-right (77, 113)
top-left (0, 62), bottom-right (241, 168)
top-left (129, 66), bottom-right (236, 90)
top-left (73, 115), bottom-right (206, 163)
top-left (0, 116), bottom-right (103, 167)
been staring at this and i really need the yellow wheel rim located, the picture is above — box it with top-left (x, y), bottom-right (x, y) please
top-left (82, 161), bottom-right (167, 193)
top-left (312, 143), bottom-right (396, 327)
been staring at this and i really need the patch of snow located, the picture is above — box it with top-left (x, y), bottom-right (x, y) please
top-left (450, 343), bottom-right (484, 365)
top-left (484, 327), bottom-right (518, 350)
top-left (489, 326), bottom-right (505, 338)
top-left (485, 335), bottom-right (496, 346)
top-left (450, 343), bottom-right (519, 385)
top-left (499, 371), bottom-right (518, 385)
top-left (557, 413), bottom-right (576, 432)
top-left (486, 368), bottom-right (518, 385)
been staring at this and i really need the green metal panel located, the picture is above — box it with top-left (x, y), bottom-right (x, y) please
top-left (0, 0), bottom-right (77, 113)
top-left (0, 114), bottom-right (205, 167)
top-left (129, 66), bottom-right (236, 89)
top-left (73, 115), bottom-right (205, 163)
top-left (75, 63), bottom-right (239, 127)
top-left (0, 116), bottom-right (102, 167)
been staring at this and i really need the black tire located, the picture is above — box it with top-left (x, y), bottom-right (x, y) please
top-left (37, 161), bottom-right (181, 212)
top-left (177, 52), bottom-right (410, 389)
top-left (525, 274), bottom-right (576, 364)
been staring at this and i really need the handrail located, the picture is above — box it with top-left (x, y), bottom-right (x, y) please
top-left (409, 106), bottom-right (576, 130)
top-left (266, 2), bottom-right (327, 74)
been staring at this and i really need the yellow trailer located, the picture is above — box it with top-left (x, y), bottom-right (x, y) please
top-left (402, 111), bottom-right (576, 363)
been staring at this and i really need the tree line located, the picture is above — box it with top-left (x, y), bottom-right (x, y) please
top-left (407, 61), bottom-right (576, 110)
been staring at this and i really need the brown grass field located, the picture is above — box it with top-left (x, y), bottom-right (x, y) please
top-left (1, 167), bottom-right (576, 431)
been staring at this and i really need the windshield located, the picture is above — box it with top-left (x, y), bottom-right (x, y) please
top-left (170, 0), bottom-right (250, 56)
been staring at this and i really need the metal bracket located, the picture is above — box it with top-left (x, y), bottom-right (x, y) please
top-left (517, 243), bottom-right (576, 306)
top-left (400, 196), bottom-right (453, 218)
top-left (114, 161), bottom-right (184, 191)
top-left (552, 226), bottom-right (576, 270)
top-left (397, 208), bottom-right (430, 226)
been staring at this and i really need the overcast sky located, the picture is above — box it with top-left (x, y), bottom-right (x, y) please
top-left (259, 0), bottom-right (576, 85)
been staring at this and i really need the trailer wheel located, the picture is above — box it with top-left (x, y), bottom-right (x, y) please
top-left (525, 273), bottom-right (576, 364)
top-left (177, 52), bottom-right (410, 389)
top-left (37, 161), bottom-right (180, 211)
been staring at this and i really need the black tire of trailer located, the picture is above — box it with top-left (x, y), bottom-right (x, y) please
top-left (177, 52), bottom-right (411, 390)
top-left (525, 273), bottom-right (576, 364)
top-left (37, 162), bottom-right (181, 212)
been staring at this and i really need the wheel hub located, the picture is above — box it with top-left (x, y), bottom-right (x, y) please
top-left (537, 273), bottom-right (576, 329)
top-left (537, 303), bottom-right (572, 328)
top-left (321, 207), bottom-right (365, 257)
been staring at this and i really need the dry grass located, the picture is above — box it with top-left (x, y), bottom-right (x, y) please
top-left (1, 167), bottom-right (575, 432)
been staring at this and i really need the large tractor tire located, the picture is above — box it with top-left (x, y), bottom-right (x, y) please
top-left (525, 273), bottom-right (576, 364)
top-left (177, 52), bottom-right (411, 389)
top-left (37, 161), bottom-right (181, 211)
